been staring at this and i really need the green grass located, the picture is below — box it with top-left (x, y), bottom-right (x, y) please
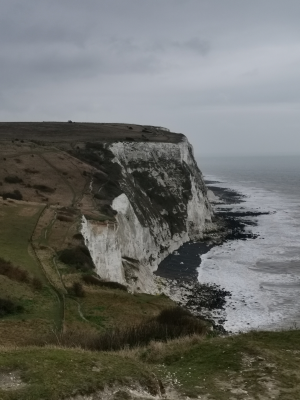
top-left (2, 330), bottom-right (300, 399)
top-left (0, 204), bottom-right (44, 275)
top-left (139, 329), bottom-right (300, 399)
top-left (0, 204), bottom-right (63, 342)
top-left (83, 305), bottom-right (107, 328)
top-left (0, 347), bottom-right (157, 400)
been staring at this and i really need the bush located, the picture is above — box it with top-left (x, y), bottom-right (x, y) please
top-left (0, 257), bottom-right (29, 282)
top-left (32, 277), bottom-right (43, 291)
top-left (101, 204), bottom-right (117, 218)
top-left (73, 233), bottom-right (84, 241)
top-left (82, 274), bottom-right (127, 291)
top-left (58, 246), bottom-right (94, 271)
top-left (32, 184), bottom-right (55, 193)
top-left (40, 306), bottom-right (207, 351)
top-left (72, 282), bottom-right (85, 297)
top-left (0, 298), bottom-right (24, 317)
top-left (24, 168), bottom-right (39, 174)
top-left (57, 214), bottom-right (73, 222)
top-left (4, 176), bottom-right (23, 184)
top-left (86, 142), bottom-right (105, 151)
top-left (2, 190), bottom-right (23, 200)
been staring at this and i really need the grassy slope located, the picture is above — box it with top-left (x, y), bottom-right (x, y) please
top-left (1, 128), bottom-right (300, 399)
top-left (0, 201), bottom-right (61, 344)
top-left (0, 346), bottom-right (157, 400)
top-left (0, 202), bottom-right (44, 274)
top-left (1, 330), bottom-right (300, 399)
top-left (137, 329), bottom-right (300, 399)
top-left (0, 140), bottom-right (177, 346)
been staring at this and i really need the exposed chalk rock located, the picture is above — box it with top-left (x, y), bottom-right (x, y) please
top-left (81, 136), bottom-right (215, 292)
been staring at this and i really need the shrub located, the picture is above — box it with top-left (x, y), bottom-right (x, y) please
top-left (73, 233), bottom-right (84, 241)
top-left (101, 204), bottom-right (117, 218)
top-left (72, 282), bottom-right (85, 297)
top-left (82, 274), bottom-right (127, 291)
top-left (58, 246), bottom-right (94, 271)
top-left (4, 176), bottom-right (23, 184)
top-left (0, 257), bottom-right (29, 282)
top-left (2, 190), bottom-right (23, 200)
top-left (32, 277), bottom-right (43, 291)
top-left (57, 214), bottom-right (73, 222)
top-left (86, 142), bottom-right (105, 151)
top-left (39, 306), bottom-right (207, 351)
top-left (94, 192), bottom-right (106, 200)
top-left (32, 184), bottom-right (55, 193)
top-left (0, 298), bottom-right (24, 317)
top-left (24, 168), bottom-right (39, 174)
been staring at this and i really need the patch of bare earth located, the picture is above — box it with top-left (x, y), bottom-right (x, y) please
top-left (0, 371), bottom-right (26, 391)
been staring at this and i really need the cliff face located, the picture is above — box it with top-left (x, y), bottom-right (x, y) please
top-left (81, 136), bottom-right (214, 292)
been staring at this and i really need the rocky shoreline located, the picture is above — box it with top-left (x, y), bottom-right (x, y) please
top-left (155, 181), bottom-right (270, 333)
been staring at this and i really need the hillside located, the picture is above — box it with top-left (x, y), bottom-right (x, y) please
top-left (1, 122), bottom-right (298, 400)
top-left (0, 122), bottom-right (191, 346)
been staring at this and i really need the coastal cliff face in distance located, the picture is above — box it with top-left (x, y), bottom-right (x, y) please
top-left (0, 122), bottom-right (215, 294)
top-left (81, 136), bottom-right (215, 292)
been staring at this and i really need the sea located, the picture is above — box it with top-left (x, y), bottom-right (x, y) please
top-left (196, 155), bottom-right (300, 333)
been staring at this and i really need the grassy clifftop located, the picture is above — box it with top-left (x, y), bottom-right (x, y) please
top-left (0, 122), bottom-right (183, 143)
top-left (1, 329), bottom-right (300, 399)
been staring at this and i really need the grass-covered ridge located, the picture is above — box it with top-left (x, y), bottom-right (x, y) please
top-left (1, 329), bottom-right (300, 399)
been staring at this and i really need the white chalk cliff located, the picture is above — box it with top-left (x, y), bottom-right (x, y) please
top-left (81, 137), bottom-right (215, 292)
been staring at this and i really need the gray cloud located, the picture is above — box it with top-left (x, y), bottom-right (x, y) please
top-left (1, 0), bottom-right (300, 155)
top-left (172, 38), bottom-right (211, 56)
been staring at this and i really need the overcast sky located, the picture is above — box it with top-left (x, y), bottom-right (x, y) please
top-left (1, 1), bottom-right (300, 156)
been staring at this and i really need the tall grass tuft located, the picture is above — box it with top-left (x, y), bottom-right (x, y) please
top-left (35, 306), bottom-right (207, 351)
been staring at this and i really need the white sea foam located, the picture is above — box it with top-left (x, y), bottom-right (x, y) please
top-left (198, 175), bottom-right (300, 333)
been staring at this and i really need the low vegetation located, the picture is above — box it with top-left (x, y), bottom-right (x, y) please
top-left (82, 274), bottom-right (127, 291)
top-left (58, 246), bottom-right (94, 271)
top-left (2, 329), bottom-right (300, 399)
top-left (24, 168), bottom-right (39, 174)
top-left (0, 257), bottom-right (29, 283)
top-left (0, 257), bottom-right (43, 290)
top-left (0, 347), bottom-right (158, 400)
top-left (71, 281), bottom-right (85, 297)
top-left (1, 190), bottom-right (23, 200)
top-left (0, 298), bottom-right (24, 316)
top-left (32, 184), bottom-right (55, 193)
top-left (35, 306), bottom-right (207, 351)
top-left (4, 176), bottom-right (23, 184)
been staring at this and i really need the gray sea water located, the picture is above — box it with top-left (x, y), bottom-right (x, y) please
top-left (196, 155), bottom-right (300, 332)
